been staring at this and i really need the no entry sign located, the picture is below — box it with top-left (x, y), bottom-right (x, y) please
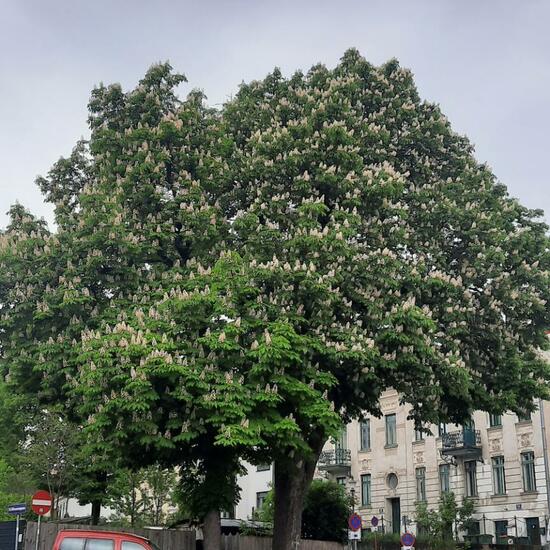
top-left (31, 490), bottom-right (52, 516)
top-left (401, 532), bottom-right (416, 548)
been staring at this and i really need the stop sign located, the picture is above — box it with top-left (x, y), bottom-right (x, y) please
top-left (31, 490), bottom-right (53, 516)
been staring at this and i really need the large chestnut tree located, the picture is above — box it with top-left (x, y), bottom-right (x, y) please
top-left (1, 50), bottom-right (549, 550)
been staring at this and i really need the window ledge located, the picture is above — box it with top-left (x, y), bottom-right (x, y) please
top-left (520, 490), bottom-right (539, 496)
top-left (384, 444), bottom-right (398, 449)
top-left (358, 449), bottom-right (372, 454)
top-left (516, 420), bottom-right (533, 426)
top-left (487, 426), bottom-right (503, 432)
top-left (491, 494), bottom-right (508, 499)
top-left (412, 440), bottom-right (425, 445)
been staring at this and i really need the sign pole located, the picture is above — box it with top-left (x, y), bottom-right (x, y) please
top-left (14, 514), bottom-right (19, 550)
top-left (35, 515), bottom-right (41, 550)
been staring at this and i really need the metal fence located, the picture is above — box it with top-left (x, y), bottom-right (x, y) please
top-left (0, 519), bottom-right (26, 550)
top-left (221, 534), bottom-right (345, 550)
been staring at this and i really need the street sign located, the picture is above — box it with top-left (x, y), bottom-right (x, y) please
top-left (348, 513), bottom-right (362, 531)
top-left (348, 530), bottom-right (361, 540)
top-left (401, 532), bottom-right (416, 548)
top-left (7, 504), bottom-right (26, 515)
top-left (371, 516), bottom-right (379, 527)
top-left (31, 490), bottom-right (52, 516)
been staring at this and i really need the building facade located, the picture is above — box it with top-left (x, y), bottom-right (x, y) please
top-left (235, 462), bottom-right (272, 521)
top-left (236, 390), bottom-right (550, 545)
top-left (317, 389), bottom-right (550, 544)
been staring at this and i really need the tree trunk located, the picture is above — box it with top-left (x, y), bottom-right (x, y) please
top-left (272, 439), bottom-right (325, 550)
top-left (91, 500), bottom-right (101, 525)
top-left (203, 508), bottom-right (221, 550)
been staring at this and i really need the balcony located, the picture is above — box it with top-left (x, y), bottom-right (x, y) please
top-left (318, 449), bottom-right (352, 475)
top-left (441, 429), bottom-right (482, 460)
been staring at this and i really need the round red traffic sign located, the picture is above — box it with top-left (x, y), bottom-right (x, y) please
top-left (401, 532), bottom-right (416, 547)
top-left (348, 513), bottom-right (362, 531)
top-left (31, 490), bottom-right (52, 516)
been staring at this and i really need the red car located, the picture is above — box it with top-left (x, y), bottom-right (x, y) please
top-left (52, 530), bottom-right (159, 550)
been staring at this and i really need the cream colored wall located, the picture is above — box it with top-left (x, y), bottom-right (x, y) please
top-left (317, 389), bottom-right (550, 541)
top-left (235, 461), bottom-right (272, 520)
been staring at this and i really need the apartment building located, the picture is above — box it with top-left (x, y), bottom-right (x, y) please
top-left (237, 389), bottom-right (550, 545)
top-left (317, 389), bottom-right (550, 544)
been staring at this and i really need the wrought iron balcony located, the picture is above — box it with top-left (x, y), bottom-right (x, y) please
top-left (318, 448), bottom-right (352, 475)
top-left (441, 429), bottom-right (482, 460)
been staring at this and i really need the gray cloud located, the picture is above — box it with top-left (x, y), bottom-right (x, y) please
top-left (1, 0), bottom-right (548, 228)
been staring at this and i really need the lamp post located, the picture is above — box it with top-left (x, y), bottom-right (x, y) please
top-left (348, 478), bottom-right (358, 550)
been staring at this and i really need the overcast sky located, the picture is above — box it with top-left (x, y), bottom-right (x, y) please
top-left (1, 0), bottom-right (548, 229)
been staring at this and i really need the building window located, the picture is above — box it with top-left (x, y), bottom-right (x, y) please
top-left (256, 491), bottom-right (268, 511)
top-left (221, 506), bottom-right (236, 519)
top-left (495, 520), bottom-right (508, 541)
top-left (439, 463), bottom-right (450, 493)
top-left (387, 473), bottom-right (399, 489)
top-left (336, 426), bottom-right (348, 450)
top-left (438, 423), bottom-right (447, 437)
top-left (492, 456), bottom-right (506, 495)
top-left (414, 424), bottom-right (424, 442)
top-left (416, 467), bottom-right (426, 502)
top-left (360, 420), bottom-right (371, 451)
top-left (465, 460), bottom-right (478, 497)
top-left (489, 414), bottom-right (502, 428)
top-left (521, 451), bottom-right (537, 492)
top-left (518, 411), bottom-right (532, 422)
top-left (256, 463), bottom-right (270, 472)
top-left (361, 474), bottom-right (371, 506)
top-left (464, 417), bottom-right (475, 430)
top-left (385, 414), bottom-right (397, 447)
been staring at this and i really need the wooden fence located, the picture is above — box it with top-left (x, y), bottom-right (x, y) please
top-left (24, 521), bottom-right (196, 550)
top-left (23, 522), bottom-right (344, 550)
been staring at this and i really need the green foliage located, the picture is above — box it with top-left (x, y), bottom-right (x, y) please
top-left (301, 480), bottom-right (353, 542)
top-left (1, 49), bottom-right (549, 542)
top-left (254, 480), bottom-right (352, 543)
top-left (19, 409), bottom-right (78, 517)
top-left (0, 459), bottom-right (20, 521)
top-left (415, 492), bottom-right (475, 541)
top-left (107, 465), bottom-right (177, 527)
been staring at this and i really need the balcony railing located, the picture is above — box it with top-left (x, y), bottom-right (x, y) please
top-left (441, 429), bottom-right (482, 459)
top-left (318, 449), bottom-right (352, 472)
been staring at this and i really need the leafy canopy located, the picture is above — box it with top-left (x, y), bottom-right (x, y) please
top-left (1, 50), bottom-right (549, 517)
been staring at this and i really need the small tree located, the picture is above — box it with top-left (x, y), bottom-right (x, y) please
top-left (108, 466), bottom-right (178, 527)
top-left (144, 465), bottom-right (178, 526)
top-left (256, 479), bottom-right (352, 543)
top-left (457, 497), bottom-right (476, 537)
top-left (415, 492), bottom-right (475, 541)
top-left (415, 500), bottom-right (441, 539)
top-left (108, 469), bottom-right (149, 527)
top-left (301, 480), bottom-right (352, 543)
top-left (21, 409), bottom-right (78, 518)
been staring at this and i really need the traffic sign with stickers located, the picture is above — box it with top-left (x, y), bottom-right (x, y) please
top-left (31, 490), bottom-right (52, 516)
top-left (348, 513), bottom-right (362, 531)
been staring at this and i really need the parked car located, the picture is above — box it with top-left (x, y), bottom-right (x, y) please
top-left (52, 530), bottom-right (159, 550)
